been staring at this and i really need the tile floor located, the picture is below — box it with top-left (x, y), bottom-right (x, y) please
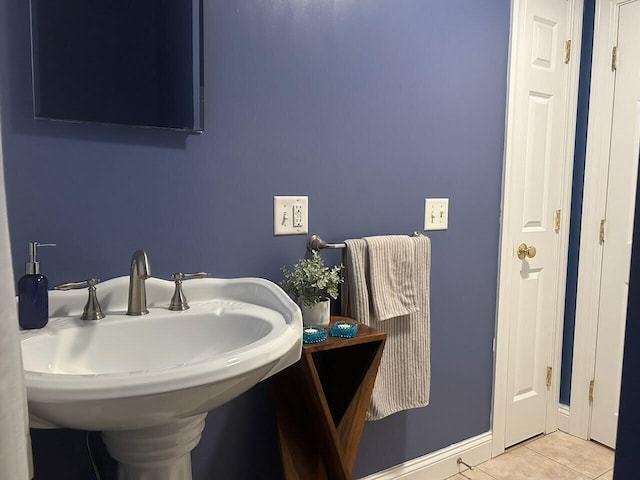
top-left (447, 431), bottom-right (614, 480)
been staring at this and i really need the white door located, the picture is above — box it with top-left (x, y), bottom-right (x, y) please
top-left (590, 0), bottom-right (640, 449)
top-left (498, 0), bottom-right (578, 449)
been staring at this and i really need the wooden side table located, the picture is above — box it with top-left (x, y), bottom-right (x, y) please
top-left (271, 316), bottom-right (386, 480)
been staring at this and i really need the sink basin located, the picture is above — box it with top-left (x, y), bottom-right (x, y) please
top-left (20, 276), bottom-right (302, 480)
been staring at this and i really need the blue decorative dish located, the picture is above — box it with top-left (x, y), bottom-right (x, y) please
top-left (302, 326), bottom-right (328, 344)
top-left (330, 321), bottom-right (358, 338)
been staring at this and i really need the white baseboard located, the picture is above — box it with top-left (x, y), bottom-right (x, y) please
top-left (558, 404), bottom-right (570, 433)
top-left (358, 432), bottom-right (492, 480)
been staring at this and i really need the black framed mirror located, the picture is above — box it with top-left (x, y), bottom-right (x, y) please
top-left (30, 0), bottom-right (204, 132)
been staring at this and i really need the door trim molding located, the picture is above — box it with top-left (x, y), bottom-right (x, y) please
top-left (568, 0), bottom-right (633, 440)
top-left (558, 404), bottom-right (571, 432)
top-left (492, 0), bottom-right (584, 457)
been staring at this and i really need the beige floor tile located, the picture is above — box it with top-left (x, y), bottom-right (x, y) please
top-left (596, 469), bottom-right (614, 480)
top-left (525, 431), bottom-right (614, 478)
top-left (446, 468), bottom-right (497, 480)
top-left (476, 447), bottom-right (590, 480)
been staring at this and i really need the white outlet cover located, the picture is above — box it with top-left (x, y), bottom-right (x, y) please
top-left (424, 198), bottom-right (449, 231)
top-left (274, 196), bottom-right (308, 235)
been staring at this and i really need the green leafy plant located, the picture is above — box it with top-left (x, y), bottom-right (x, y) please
top-left (280, 251), bottom-right (343, 307)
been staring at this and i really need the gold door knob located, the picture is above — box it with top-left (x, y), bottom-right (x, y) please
top-left (517, 243), bottom-right (537, 260)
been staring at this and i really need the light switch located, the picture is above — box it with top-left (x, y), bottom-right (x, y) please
top-left (424, 198), bottom-right (449, 230)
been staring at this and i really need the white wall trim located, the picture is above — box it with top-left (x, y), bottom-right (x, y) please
top-left (357, 432), bottom-right (492, 480)
top-left (490, 0), bottom-right (521, 457)
top-left (558, 404), bottom-right (571, 433)
top-left (492, 0), bottom-right (584, 457)
top-left (568, 0), bottom-right (627, 440)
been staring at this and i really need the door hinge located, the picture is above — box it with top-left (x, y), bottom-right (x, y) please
top-left (546, 367), bottom-right (553, 387)
top-left (600, 219), bottom-right (606, 244)
top-left (612, 46), bottom-right (618, 71)
top-left (589, 380), bottom-right (595, 403)
top-left (564, 40), bottom-right (572, 64)
top-left (554, 209), bottom-right (561, 232)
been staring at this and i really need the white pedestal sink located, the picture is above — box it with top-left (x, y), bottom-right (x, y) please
top-left (19, 276), bottom-right (302, 480)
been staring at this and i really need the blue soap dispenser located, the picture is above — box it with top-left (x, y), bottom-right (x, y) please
top-left (18, 242), bottom-right (56, 330)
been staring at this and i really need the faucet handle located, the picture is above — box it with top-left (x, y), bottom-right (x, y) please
top-left (171, 272), bottom-right (209, 281)
top-left (55, 278), bottom-right (100, 290)
top-left (54, 278), bottom-right (105, 321)
top-left (169, 272), bottom-right (209, 311)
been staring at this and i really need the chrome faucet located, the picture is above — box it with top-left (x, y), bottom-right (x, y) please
top-left (127, 250), bottom-right (151, 315)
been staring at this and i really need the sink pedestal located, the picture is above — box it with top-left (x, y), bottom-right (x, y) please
top-left (103, 414), bottom-right (207, 480)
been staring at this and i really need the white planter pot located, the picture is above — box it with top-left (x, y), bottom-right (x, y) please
top-left (300, 300), bottom-right (330, 327)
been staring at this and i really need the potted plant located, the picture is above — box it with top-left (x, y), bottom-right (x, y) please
top-left (280, 251), bottom-right (343, 326)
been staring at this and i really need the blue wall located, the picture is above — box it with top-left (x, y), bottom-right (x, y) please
top-left (0, 1), bottom-right (510, 478)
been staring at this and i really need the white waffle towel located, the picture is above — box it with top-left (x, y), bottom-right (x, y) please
top-left (342, 235), bottom-right (431, 420)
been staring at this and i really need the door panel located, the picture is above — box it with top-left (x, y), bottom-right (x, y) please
top-left (523, 93), bottom-right (554, 226)
top-left (590, 0), bottom-right (640, 448)
top-left (504, 0), bottom-right (570, 447)
top-left (513, 267), bottom-right (544, 400)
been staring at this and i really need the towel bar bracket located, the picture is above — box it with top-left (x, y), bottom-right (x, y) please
top-left (307, 233), bottom-right (425, 252)
top-left (306, 234), bottom-right (346, 252)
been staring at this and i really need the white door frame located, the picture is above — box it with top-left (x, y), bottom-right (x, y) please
top-left (492, 0), bottom-right (584, 457)
top-left (568, 0), bottom-right (634, 440)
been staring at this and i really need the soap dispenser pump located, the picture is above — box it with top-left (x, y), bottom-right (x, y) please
top-left (18, 242), bottom-right (56, 330)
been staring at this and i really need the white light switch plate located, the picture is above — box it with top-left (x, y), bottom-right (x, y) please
top-left (274, 196), bottom-right (308, 235)
top-left (424, 198), bottom-right (449, 230)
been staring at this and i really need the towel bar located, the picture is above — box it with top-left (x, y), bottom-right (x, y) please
top-left (307, 232), bottom-right (424, 252)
